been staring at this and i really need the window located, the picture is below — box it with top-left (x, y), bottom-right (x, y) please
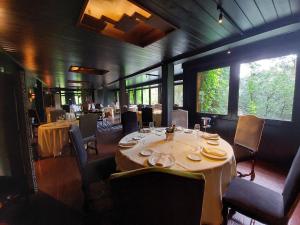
top-left (150, 87), bottom-right (158, 105)
top-left (136, 89), bottom-right (142, 104)
top-left (174, 83), bottom-right (183, 107)
top-left (196, 67), bottom-right (230, 115)
top-left (129, 90), bottom-right (134, 104)
top-left (143, 88), bottom-right (149, 105)
top-left (238, 54), bottom-right (297, 121)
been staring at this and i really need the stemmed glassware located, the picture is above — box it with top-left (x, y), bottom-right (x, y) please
top-left (149, 122), bottom-right (154, 131)
top-left (194, 123), bottom-right (201, 139)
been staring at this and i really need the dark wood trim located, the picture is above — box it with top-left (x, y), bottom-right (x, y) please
top-left (161, 63), bottom-right (174, 126)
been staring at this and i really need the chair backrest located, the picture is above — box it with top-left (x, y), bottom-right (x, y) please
top-left (121, 111), bottom-right (138, 135)
top-left (50, 109), bottom-right (66, 122)
top-left (79, 113), bottom-right (98, 138)
top-left (141, 107), bottom-right (153, 124)
top-left (234, 115), bottom-right (265, 152)
top-left (282, 148), bottom-right (300, 216)
top-left (62, 104), bottom-right (70, 113)
top-left (172, 109), bottom-right (188, 128)
top-left (69, 125), bottom-right (88, 176)
top-left (110, 168), bottom-right (205, 225)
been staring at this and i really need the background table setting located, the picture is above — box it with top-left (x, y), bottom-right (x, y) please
top-left (38, 119), bottom-right (78, 157)
top-left (115, 127), bottom-right (237, 225)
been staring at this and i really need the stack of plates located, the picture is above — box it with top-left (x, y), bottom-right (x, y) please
top-left (201, 147), bottom-right (227, 160)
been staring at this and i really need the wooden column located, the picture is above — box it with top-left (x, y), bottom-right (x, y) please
top-left (161, 63), bottom-right (174, 126)
top-left (35, 80), bottom-right (45, 122)
top-left (119, 79), bottom-right (127, 112)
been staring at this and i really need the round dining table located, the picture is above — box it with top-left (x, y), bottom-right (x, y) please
top-left (38, 120), bottom-right (79, 157)
top-left (115, 128), bottom-right (237, 225)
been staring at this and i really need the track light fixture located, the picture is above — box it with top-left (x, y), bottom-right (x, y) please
top-left (217, 5), bottom-right (223, 24)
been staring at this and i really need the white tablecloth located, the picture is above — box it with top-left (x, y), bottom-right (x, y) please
top-left (115, 129), bottom-right (236, 225)
top-left (38, 120), bottom-right (78, 157)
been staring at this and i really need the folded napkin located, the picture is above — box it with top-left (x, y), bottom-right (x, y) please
top-left (203, 147), bottom-right (226, 157)
top-left (119, 140), bottom-right (138, 147)
top-left (202, 133), bottom-right (219, 139)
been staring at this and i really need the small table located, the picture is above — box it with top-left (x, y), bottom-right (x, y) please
top-left (115, 129), bottom-right (236, 225)
top-left (38, 120), bottom-right (78, 157)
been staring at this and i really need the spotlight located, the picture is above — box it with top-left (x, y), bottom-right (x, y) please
top-left (227, 49), bottom-right (231, 54)
top-left (219, 12), bottom-right (223, 24)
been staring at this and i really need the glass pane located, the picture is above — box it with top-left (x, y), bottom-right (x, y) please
top-left (143, 89), bottom-right (149, 105)
top-left (136, 89), bottom-right (142, 104)
top-left (151, 88), bottom-right (158, 105)
top-left (238, 54), bottom-right (297, 121)
top-left (61, 95), bottom-right (66, 105)
top-left (196, 67), bottom-right (230, 115)
top-left (174, 84), bottom-right (183, 107)
top-left (129, 90), bottom-right (134, 104)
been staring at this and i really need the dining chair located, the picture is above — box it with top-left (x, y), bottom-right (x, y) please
top-left (121, 111), bottom-right (138, 135)
top-left (233, 115), bottom-right (265, 180)
top-left (109, 167), bottom-right (205, 225)
top-left (49, 109), bottom-right (66, 122)
top-left (172, 109), bottom-right (188, 128)
top-left (69, 125), bottom-right (116, 211)
top-left (79, 113), bottom-right (98, 154)
top-left (141, 107), bottom-right (153, 127)
top-left (222, 147), bottom-right (300, 225)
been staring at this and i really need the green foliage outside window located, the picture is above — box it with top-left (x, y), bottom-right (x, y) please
top-left (151, 88), bottom-right (158, 105)
top-left (197, 67), bottom-right (230, 114)
top-left (143, 89), bottom-right (149, 105)
top-left (239, 55), bottom-right (297, 121)
top-left (129, 90), bottom-right (134, 104)
top-left (174, 84), bottom-right (183, 107)
top-left (136, 89), bottom-right (142, 104)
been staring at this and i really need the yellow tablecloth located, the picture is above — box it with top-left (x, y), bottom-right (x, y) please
top-left (38, 120), bottom-right (78, 157)
top-left (116, 129), bottom-right (236, 225)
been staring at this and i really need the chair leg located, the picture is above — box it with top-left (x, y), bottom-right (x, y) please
top-left (250, 159), bottom-right (256, 181)
top-left (222, 205), bottom-right (228, 225)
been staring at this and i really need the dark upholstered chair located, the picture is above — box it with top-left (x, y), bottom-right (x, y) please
top-left (222, 147), bottom-right (300, 225)
top-left (233, 115), bottom-right (265, 180)
top-left (121, 111), bottom-right (138, 135)
top-left (79, 113), bottom-right (98, 154)
top-left (141, 107), bottom-right (153, 127)
top-left (69, 125), bottom-right (116, 210)
top-left (110, 168), bottom-right (205, 225)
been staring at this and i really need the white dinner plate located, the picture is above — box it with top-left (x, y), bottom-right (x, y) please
top-left (148, 153), bottom-right (175, 168)
top-left (184, 129), bottom-right (193, 134)
top-left (201, 149), bottom-right (227, 160)
top-left (140, 149), bottom-right (153, 156)
top-left (187, 153), bottom-right (202, 161)
top-left (118, 140), bottom-right (137, 148)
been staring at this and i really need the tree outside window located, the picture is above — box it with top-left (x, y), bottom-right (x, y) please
top-left (143, 88), bottom-right (149, 105)
top-left (174, 84), bottom-right (183, 107)
top-left (150, 88), bottom-right (158, 105)
top-left (238, 54), bottom-right (297, 121)
top-left (197, 67), bottom-right (230, 115)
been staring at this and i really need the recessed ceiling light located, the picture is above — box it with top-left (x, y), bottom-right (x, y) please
top-left (69, 65), bottom-right (109, 75)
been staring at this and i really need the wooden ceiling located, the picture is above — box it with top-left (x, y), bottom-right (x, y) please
top-left (0, 0), bottom-right (299, 89)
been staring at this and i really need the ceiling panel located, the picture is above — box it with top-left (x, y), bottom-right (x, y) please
top-left (273, 0), bottom-right (292, 18)
top-left (235, 0), bottom-right (265, 26)
top-left (254, 0), bottom-right (279, 23)
top-left (0, 0), bottom-right (298, 89)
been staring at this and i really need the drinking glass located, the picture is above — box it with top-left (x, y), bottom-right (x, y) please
top-left (194, 123), bottom-right (201, 138)
top-left (149, 122), bottom-right (154, 131)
